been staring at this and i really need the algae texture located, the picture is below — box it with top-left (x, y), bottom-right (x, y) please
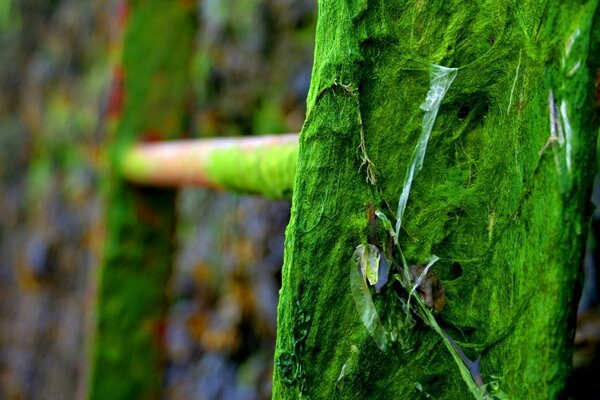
top-left (274, 1), bottom-right (600, 399)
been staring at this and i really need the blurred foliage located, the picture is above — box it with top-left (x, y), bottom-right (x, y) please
top-left (0, 0), bottom-right (20, 31)
top-left (0, 1), bottom-right (113, 399)
top-left (165, 1), bottom-right (316, 399)
top-left (192, 0), bottom-right (315, 137)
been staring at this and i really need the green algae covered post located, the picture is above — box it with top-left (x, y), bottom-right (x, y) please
top-left (120, 134), bottom-right (299, 198)
top-left (89, 1), bottom-right (196, 399)
top-left (274, 1), bottom-right (600, 399)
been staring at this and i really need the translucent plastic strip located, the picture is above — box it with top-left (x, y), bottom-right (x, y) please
top-left (406, 255), bottom-right (439, 312)
top-left (409, 255), bottom-right (440, 299)
top-left (395, 65), bottom-right (458, 242)
top-left (560, 101), bottom-right (573, 174)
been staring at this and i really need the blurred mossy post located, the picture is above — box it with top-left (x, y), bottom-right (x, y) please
top-left (274, 1), bottom-right (600, 399)
top-left (89, 1), bottom-right (196, 399)
top-left (120, 134), bottom-right (299, 199)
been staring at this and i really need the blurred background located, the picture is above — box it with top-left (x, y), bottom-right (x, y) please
top-left (0, 1), bottom-right (598, 399)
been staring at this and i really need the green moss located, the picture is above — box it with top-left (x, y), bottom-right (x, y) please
top-left (89, 2), bottom-right (196, 399)
top-left (205, 139), bottom-right (298, 199)
top-left (275, 302), bottom-right (312, 398)
top-left (274, 1), bottom-right (600, 399)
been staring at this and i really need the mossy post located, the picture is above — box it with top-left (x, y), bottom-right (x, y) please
top-left (89, 1), bottom-right (195, 399)
top-left (274, 2), bottom-right (600, 399)
top-left (120, 134), bottom-right (299, 198)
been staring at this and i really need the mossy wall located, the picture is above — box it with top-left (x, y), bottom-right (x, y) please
top-left (274, 1), bottom-right (600, 399)
top-left (89, 1), bottom-right (196, 399)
